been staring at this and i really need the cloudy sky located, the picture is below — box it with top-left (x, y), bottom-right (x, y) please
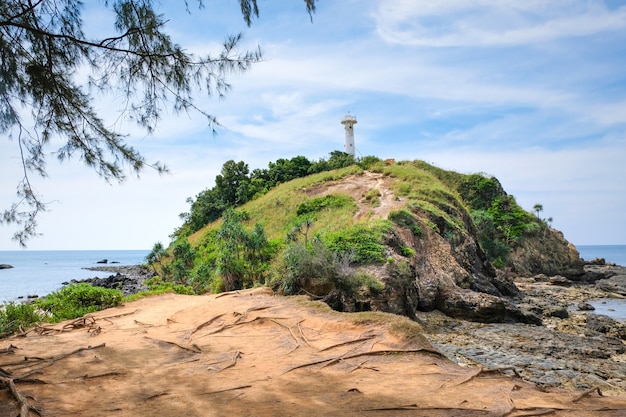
top-left (1, 0), bottom-right (625, 251)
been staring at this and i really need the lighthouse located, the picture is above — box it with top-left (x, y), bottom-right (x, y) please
top-left (341, 114), bottom-right (357, 157)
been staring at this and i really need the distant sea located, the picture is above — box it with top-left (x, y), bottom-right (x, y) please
top-left (0, 250), bottom-right (149, 302)
top-left (576, 245), bottom-right (626, 266)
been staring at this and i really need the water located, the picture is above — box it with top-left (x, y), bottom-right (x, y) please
top-left (589, 298), bottom-right (626, 321)
top-left (576, 244), bottom-right (626, 266)
top-left (576, 245), bottom-right (626, 322)
top-left (0, 250), bottom-right (149, 302)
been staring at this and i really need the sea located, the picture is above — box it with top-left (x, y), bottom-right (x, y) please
top-left (0, 246), bottom-right (625, 320)
top-left (0, 250), bottom-right (149, 303)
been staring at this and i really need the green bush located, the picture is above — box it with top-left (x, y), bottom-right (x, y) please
top-left (35, 283), bottom-right (123, 322)
top-left (276, 240), bottom-right (355, 295)
top-left (144, 276), bottom-right (195, 295)
top-left (355, 272), bottom-right (385, 294)
top-left (323, 221), bottom-right (392, 264)
top-left (296, 194), bottom-right (355, 216)
top-left (388, 209), bottom-right (422, 236)
top-left (0, 302), bottom-right (44, 338)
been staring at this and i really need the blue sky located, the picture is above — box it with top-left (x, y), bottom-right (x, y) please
top-left (1, 0), bottom-right (625, 250)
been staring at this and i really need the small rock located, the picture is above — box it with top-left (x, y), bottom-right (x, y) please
top-left (548, 276), bottom-right (570, 286)
top-left (0, 264), bottom-right (14, 269)
top-left (577, 302), bottom-right (595, 311)
top-left (96, 259), bottom-right (108, 264)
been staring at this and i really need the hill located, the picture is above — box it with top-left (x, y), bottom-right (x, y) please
top-left (160, 159), bottom-right (584, 324)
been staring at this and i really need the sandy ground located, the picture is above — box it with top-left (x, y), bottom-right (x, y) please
top-left (2, 288), bottom-right (626, 417)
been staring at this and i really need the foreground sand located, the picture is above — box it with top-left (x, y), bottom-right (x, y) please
top-left (2, 288), bottom-right (626, 416)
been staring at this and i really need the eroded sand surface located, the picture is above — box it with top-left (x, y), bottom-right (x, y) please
top-left (2, 288), bottom-right (626, 416)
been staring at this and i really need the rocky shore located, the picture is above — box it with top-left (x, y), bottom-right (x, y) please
top-left (67, 265), bottom-right (155, 296)
top-left (422, 261), bottom-right (626, 396)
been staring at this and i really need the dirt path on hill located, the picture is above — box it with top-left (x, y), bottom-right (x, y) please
top-left (307, 171), bottom-right (405, 220)
top-left (2, 288), bottom-right (626, 416)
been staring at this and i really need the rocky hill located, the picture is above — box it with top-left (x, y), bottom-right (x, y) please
top-left (163, 160), bottom-right (585, 325)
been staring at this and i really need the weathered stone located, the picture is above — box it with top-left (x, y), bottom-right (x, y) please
top-left (577, 302), bottom-right (595, 311)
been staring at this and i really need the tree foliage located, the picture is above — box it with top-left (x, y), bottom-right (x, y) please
top-left (176, 151), bottom-right (357, 238)
top-left (0, 0), bottom-right (317, 245)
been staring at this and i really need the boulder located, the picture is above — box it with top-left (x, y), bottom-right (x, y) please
top-left (0, 264), bottom-right (14, 269)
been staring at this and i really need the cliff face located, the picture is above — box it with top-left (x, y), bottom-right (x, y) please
top-left (508, 228), bottom-right (584, 278)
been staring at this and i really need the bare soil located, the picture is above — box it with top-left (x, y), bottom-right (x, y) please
top-left (2, 288), bottom-right (626, 416)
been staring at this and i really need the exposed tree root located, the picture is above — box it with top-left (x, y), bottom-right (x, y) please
top-left (144, 336), bottom-right (202, 353)
top-left (144, 391), bottom-right (170, 401)
top-left (571, 386), bottom-right (603, 402)
top-left (269, 319), bottom-right (300, 352)
top-left (283, 348), bottom-right (444, 374)
top-left (297, 321), bottom-right (316, 350)
top-left (500, 407), bottom-right (558, 416)
top-left (184, 313), bottom-right (226, 341)
top-left (201, 385), bottom-right (252, 395)
top-left (451, 366), bottom-right (522, 387)
top-left (0, 345), bottom-right (18, 355)
top-left (0, 375), bottom-right (42, 417)
top-left (216, 351), bottom-right (242, 373)
top-left (319, 336), bottom-right (376, 352)
top-left (214, 290), bottom-right (241, 298)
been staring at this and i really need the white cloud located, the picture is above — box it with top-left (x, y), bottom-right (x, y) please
top-left (374, 0), bottom-right (626, 46)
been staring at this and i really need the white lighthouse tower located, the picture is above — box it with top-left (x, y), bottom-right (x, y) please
top-left (341, 114), bottom-right (357, 157)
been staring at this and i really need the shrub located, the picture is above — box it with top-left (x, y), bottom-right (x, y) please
top-left (400, 246), bottom-right (416, 257)
top-left (276, 240), bottom-right (356, 295)
top-left (388, 209), bottom-right (422, 236)
top-left (323, 221), bottom-right (392, 264)
top-left (35, 283), bottom-right (123, 322)
top-left (296, 194), bottom-right (355, 216)
top-left (364, 188), bottom-right (381, 207)
top-left (355, 272), bottom-right (385, 294)
top-left (0, 302), bottom-right (44, 338)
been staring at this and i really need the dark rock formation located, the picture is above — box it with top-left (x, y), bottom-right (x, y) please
top-left (0, 264), bottom-right (14, 269)
top-left (508, 229), bottom-right (584, 278)
top-left (71, 265), bottom-right (155, 296)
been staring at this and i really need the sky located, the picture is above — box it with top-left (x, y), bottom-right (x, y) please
top-left (1, 0), bottom-right (626, 251)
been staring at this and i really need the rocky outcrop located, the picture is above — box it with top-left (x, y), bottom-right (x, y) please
top-left (508, 228), bottom-right (584, 278)
top-left (70, 265), bottom-right (155, 296)
top-left (0, 264), bottom-right (14, 269)
top-left (339, 217), bottom-right (541, 324)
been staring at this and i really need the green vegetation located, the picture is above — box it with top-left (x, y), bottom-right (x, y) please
top-left (388, 209), bottom-right (422, 237)
top-left (296, 194), bottom-right (355, 216)
top-left (34, 284), bottom-right (123, 323)
top-left (323, 221), bottom-right (392, 264)
top-left (0, 302), bottom-right (45, 338)
top-left (176, 152), bottom-right (358, 238)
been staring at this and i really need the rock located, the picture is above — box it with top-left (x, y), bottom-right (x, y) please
top-left (586, 257), bottom-right (606, 266)
top-left (509, 231), bottom-right (584, 278)
top-left (548, 275), bottom-right (570, 286)
top-left (577, 302), bottom-right (595, 311)
top-left (72, 265), bottom-right (155, 296)
top-left (596, 275), bottom-right (626, 296)
top-left (0, 264), bottom-right (14, 269)
top-left (545, 306), bottom-right (569, 319)
top-left (586, 314), bottom-right (626, 340)
top-left (96, 259), bottom-right (108, 264)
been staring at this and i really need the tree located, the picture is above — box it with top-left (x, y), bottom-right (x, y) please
top-left (0, 0), bottom-right (317, 246)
